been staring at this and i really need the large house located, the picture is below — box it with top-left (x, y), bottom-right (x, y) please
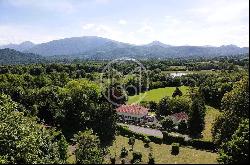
top-left (116, 105), bottom-right (149, 123)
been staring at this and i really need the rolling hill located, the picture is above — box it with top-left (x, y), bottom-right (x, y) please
top-left (0, 48), bottom-right (45, 65)
top-left (0, 36), bottom-right (249, 59)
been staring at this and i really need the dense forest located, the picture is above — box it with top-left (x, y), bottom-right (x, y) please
top-left (0, 54), bottom-right (249, 164)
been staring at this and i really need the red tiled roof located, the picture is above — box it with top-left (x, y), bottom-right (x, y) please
top-left (116, 105), bottom-right (149, 115)
top-left (170, 112), bottom-right (188, 121)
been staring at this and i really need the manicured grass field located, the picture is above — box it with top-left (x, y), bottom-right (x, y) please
top-left (104, 135), bottom-right (218, 164)
top-left (127, 86), bottom-right (189, 104)
top-left (202, 106), bottom-right (222, 141)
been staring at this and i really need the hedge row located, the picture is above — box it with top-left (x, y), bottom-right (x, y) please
top-left (162, 131), bottom-right (186, 145)
top-left (117, 125), bottom-right (217, 151)
top-left (186, 139), bottom-right (217, 152)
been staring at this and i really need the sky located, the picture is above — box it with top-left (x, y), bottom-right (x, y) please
top-left (0, 0), bottom-right (249, 47)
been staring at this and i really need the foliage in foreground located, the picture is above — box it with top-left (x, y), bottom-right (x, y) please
top-left (212, 78), bottom-right (249, 163)
top-left (218, 119), bottom-right (249, 164)
top-left (0, 94), bottom-right (68, 164)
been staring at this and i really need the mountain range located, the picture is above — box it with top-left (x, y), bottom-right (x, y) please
top-left (0, 36), bottom-right (249, 60)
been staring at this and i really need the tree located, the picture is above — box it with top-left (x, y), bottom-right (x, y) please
top-left (148, 101), bottom-right (157, 112)
top-left (160, 117), bottom-right (174, 132)
top-left (221, 78), bottom-right (249, 118)
top-left (187, 96), bottom-right (206, 136)
top-left (218, 119), bottom-right (249, 164)
top-left (156, 96), bottom-right (171, 117)
top-left (212, 113), bottom-right (241, 145)
top-left (212, 78), bottom-right (249, 145)
top-left (62, 79), bottom-right (117, 145)
top-left (168, 97), bottom-right (190, 114)
top-left (75, 130), bottom-right (103, 164)
top-left (178, 120), bottom-right (188, 134)
top-left (172, 87), bottom-right (183, 97)
top-left (0, 94), bottom-right (67, 164)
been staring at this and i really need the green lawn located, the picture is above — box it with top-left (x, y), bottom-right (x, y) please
top-left (127, 86), bottom-right (189, 104)
top-left (201, 106), bottom-right (222, 141)
top-left (104, 135), bottom-right (218, 164)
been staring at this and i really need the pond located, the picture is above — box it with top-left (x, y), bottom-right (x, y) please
top-left (170, 72), bottom-right (188, 77)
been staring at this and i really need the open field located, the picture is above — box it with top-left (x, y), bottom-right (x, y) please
top-left (127, 86), bottom-right (189, 104)
top-left (202, 106), bottom-right (222, 141)
top-left (104, 135), bottom-right (218, 164)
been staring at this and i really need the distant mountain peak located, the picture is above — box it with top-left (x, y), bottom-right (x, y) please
top-left (20, 41), bottom-right (34, 45)
top-left (0, 41), bottom-right (35, 51)
top-left (220, 44), bottom-right (238, 48)
top-left (146, 40), bottom-right (171, 47)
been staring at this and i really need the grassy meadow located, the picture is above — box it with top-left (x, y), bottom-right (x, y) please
top-left (127, 86), bottom-right (189, 104)
top-left (104, 135), bottom-right (218, 164)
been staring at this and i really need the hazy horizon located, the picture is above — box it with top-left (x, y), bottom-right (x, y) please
top-left (0, 0), bottom-right (249, 47)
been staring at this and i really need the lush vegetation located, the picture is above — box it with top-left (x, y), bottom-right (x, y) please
top-left (0, 55), bottom-right (248, 164)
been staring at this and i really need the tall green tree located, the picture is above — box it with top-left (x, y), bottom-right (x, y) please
top-left (187, 95), bottom-right (206, 136)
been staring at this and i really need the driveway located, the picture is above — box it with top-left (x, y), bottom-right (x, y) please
top-left (118, 123), bottom-right (163, 138)
top-left (118, 123), bottom-right (191, 141)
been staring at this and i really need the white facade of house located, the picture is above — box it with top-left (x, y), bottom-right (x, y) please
top-left (116, 105), bottom-right (149, 123)
top-left (117, 111), bottom-right (148, 123)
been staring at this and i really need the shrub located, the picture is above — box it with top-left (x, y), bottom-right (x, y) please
top-left (171, 143), bottom-right (180, 155)
top-left (178, 120), bottom-right (188, 134)
top-left (120, 146), bottom-right (128, 158)
top-left (132, 151), bottom-right (142, 163)
top-left (161, 117), bottom-right (174, 132)
top-left (121, 158), bottom-right (125, 164)
top-left (110, 156), bottom-right (116, 164)
top-left (187, 139), bottom-right (216, 151)
top-left (143, 136), bottom-right (151, 148)
top-left (128, 137), bottom-right (136, 150)
top-left (172, 87), bottom-right (183, 97)
top-left (147, 135), bottom-right (162, 144)
top-left (148, 153), bottom-right (155, 164)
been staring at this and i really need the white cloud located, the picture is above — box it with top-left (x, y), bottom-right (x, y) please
top-left (4, 0), bottom-right (76, 13)
top-left (82, 24), bottom-right (95, 30)
top-left (137, 24), bottom-right (154, 34)
top-left (0, 25), bottom-right (64, 45)
top-left (119, 20), bottom-right (127, 25)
